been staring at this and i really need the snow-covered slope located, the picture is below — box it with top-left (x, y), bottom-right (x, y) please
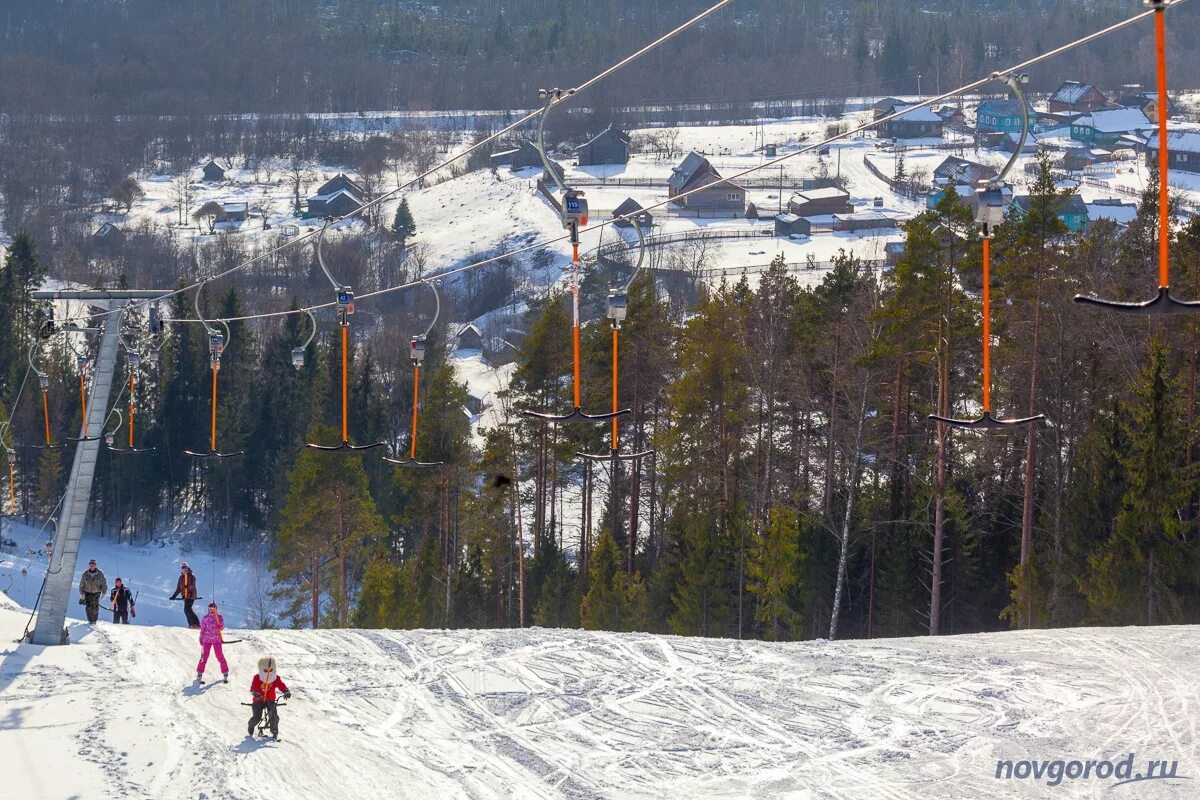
top-left (0, 597), bottom-right (1196, 799)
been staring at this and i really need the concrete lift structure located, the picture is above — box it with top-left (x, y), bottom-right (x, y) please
top-left (28, 289), bottom-right (167, 646)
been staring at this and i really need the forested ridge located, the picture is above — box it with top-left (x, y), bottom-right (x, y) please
top-left (0, 0), bottom-right (1196, 115)
top-left (4, 160), bottom-right (1200, 638)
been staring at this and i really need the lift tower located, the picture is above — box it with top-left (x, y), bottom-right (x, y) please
top-left (29, 289), bottom-right (167, 646)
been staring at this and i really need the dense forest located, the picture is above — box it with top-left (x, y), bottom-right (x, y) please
top-left (0, 0), bottom-right (1196, 115)
top-left (4, 161), bottom-right (1200, 638)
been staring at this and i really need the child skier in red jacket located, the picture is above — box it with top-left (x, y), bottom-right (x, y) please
top-left (247, 655), bottom-right (291, 739)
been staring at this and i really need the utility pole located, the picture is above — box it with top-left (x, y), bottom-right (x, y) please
top-left (917, 74), bottom-right (923, 99)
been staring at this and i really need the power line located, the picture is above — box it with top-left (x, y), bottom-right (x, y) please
top-left (162, 0), bottom-right (1190, 326)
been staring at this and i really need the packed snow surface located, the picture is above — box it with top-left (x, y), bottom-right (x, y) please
top-left (0, 595), bottom-right (1196, 799)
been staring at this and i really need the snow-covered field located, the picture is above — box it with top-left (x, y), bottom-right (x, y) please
top-left (0, 593), bottom-right (1196, 799)
top-left (0, 519), bottom-right (270, 630)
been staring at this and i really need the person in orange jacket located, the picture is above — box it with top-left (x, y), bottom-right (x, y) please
top-left (247, 655), bottom-right (291, 740)
top-left (169, 562), bottom-right (200, 628)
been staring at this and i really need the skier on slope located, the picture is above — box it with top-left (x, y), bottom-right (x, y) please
top-left (194, 600), bottom-right (229, 685)
top-left (78, 559), bottom-right (107, 624)
top-left (109, 577), bottom-right (136, 624)
top-left (247, 655), bottom-right (291, 740)
top-left (170, 561), bottom-right (200, 628)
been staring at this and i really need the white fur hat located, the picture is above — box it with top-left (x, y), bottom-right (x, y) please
top-left (257, 655), bottom-right (277, 682)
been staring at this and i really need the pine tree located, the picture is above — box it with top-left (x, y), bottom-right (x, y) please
top-left (273, 427), bottom-right (387, 628)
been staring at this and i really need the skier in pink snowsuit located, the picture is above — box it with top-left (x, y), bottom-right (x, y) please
top-left (195, 601), bottom-right (229, 684)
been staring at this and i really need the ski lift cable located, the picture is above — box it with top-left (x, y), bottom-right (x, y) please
top-left (52, 0), bottom-right (738, 328)
top-left (160, 0), bottom-right (1189, 329)
top-left (1074, 0), bottom-right (1189, 313)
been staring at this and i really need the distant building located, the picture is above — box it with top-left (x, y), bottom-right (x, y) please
top-left (1047, 81), bottom-right (1108, 114)
top-left (936, 106), bottom-right (967, 127)
top-left (314, 173), bottom-right (364, 198)
top-left (306, 188), bottom-right (363, 219)
top-left (455, 323), bottom-right (484, 351)
top-left (1009, 194), bottom-right (1089, 232)
top-left (489, 140), bottom-right (544, 170)
top-left (612, 197), bottom-right (653, 229)
top-left (1087, 199), bottom-right (1139, 227)
top-left (91, 222), bottom-right (126, 255)
top-left (576, 125), bottom-right (631, 166)
top-left (925, 184), bottom-right (974, 210)
top-left (773, 213), bottom-right (811, 237)
top-left (932, 156), bottom-right (998, 188)
top-left (201, 160), bottom-right (228, 182)
top-left (219, 202), bottom-right (248, 223)
top-left (1146, 130), bottom-right (1200, 174)
top-left (884, 241), bottom-right (907, 266)
top-left (976, 99), bottom-right (1038, 134)
top-left (1071, 109), bottom-right (1152, 146)
top-left (879, 104), bottom-right (944, 140)
top-left (667, 152), bottom-right (745, 211)
top-left (871, 98), bottom-right (905, 120)
top-left (831, 211), bottom-right (898, 232)
top-left (1061, 147), bottom-right (1113, 172)
top-left (1116, 85), bottom-right (1169, 119)
top-left (787, 187), bottom-right (853, 217)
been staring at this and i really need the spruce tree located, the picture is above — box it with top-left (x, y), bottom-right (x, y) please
top-left (392, 198), bottom-right (416, 245)
top-left (580, 531), bottom-right (648, 632)
top-left (746, 507), bottom-right (804, 640)
top-left (1083, 335), bottom-right (1196, 624)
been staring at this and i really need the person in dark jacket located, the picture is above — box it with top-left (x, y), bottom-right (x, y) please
top-left (109, 577), bottom-right (136, 624)
top-left (78, 559), bottom-right (107, 624)
top-left (169, 561), bottom-right (200, 628)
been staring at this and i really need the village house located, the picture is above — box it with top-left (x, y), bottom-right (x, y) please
top-left (576, 125), bottom-right (631, 166)
top-left (1009, 194), bottom-right (1089, 232)
top-left (306, 174), bottom-right (365, 219)
top-left (1071, 108), bottom-right (1151, 146)
top-left (218, 202), bottom-right (248, 223)
top-left (612, 197), bottom-right (654, 229)
top-left (871, 98), bottom-right (905, 120)
top-left (831, 211), bottom-right (898, 233)
top-left (975, 98), bottom-right (1038, 134)
top-left (455, 323), bottom-right (484, 351)
top-left (787, 187), bottom-right (853, 217)
top-left (773, 212), bottom-right (811, 238)
top-left (91, 222), bottom-right (126, 256)
top-left (932, 156), bottom-right (998, 188)
top-left (667, 152), bottom-right (746, 212)
top-left (878, 103), bottom-right (944, 139)
top-left (1047, 81), bottom-right (1108, 114)
top-left (200, 159), bottom-right (228, 182)
top-left (936, 106), bottom-right (967, 127)
top-left (489, 139), bottom-right (545, 170)
top-left (315, 173), bottom-right (364, 198)
top-left (1145, 130), bottom-right (1200, 174)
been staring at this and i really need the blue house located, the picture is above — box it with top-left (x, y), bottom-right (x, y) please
top-left (1070, 108), bottom-right (1151, 146)
top-left (1008, 194), bottom-right (1089, 232)
top-left (976, 99), bottom-right (1038, 134)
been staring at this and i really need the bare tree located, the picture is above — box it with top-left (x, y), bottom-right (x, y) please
top-left (288, 158), bottom-right (311, 212)
top-left (171, 174), bottom-right (193, 226)
top-left (193, 200), bottom-right (223, 234)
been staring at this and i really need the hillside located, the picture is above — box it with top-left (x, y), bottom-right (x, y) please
top-left (0, 596), bottom-right (1195, 799)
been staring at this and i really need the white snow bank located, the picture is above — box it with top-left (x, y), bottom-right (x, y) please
top-left (0, 600), bottom-right (1195, 799)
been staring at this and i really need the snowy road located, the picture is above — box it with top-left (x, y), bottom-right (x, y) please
top-left (0, 598), bottom-right (1197, 799)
